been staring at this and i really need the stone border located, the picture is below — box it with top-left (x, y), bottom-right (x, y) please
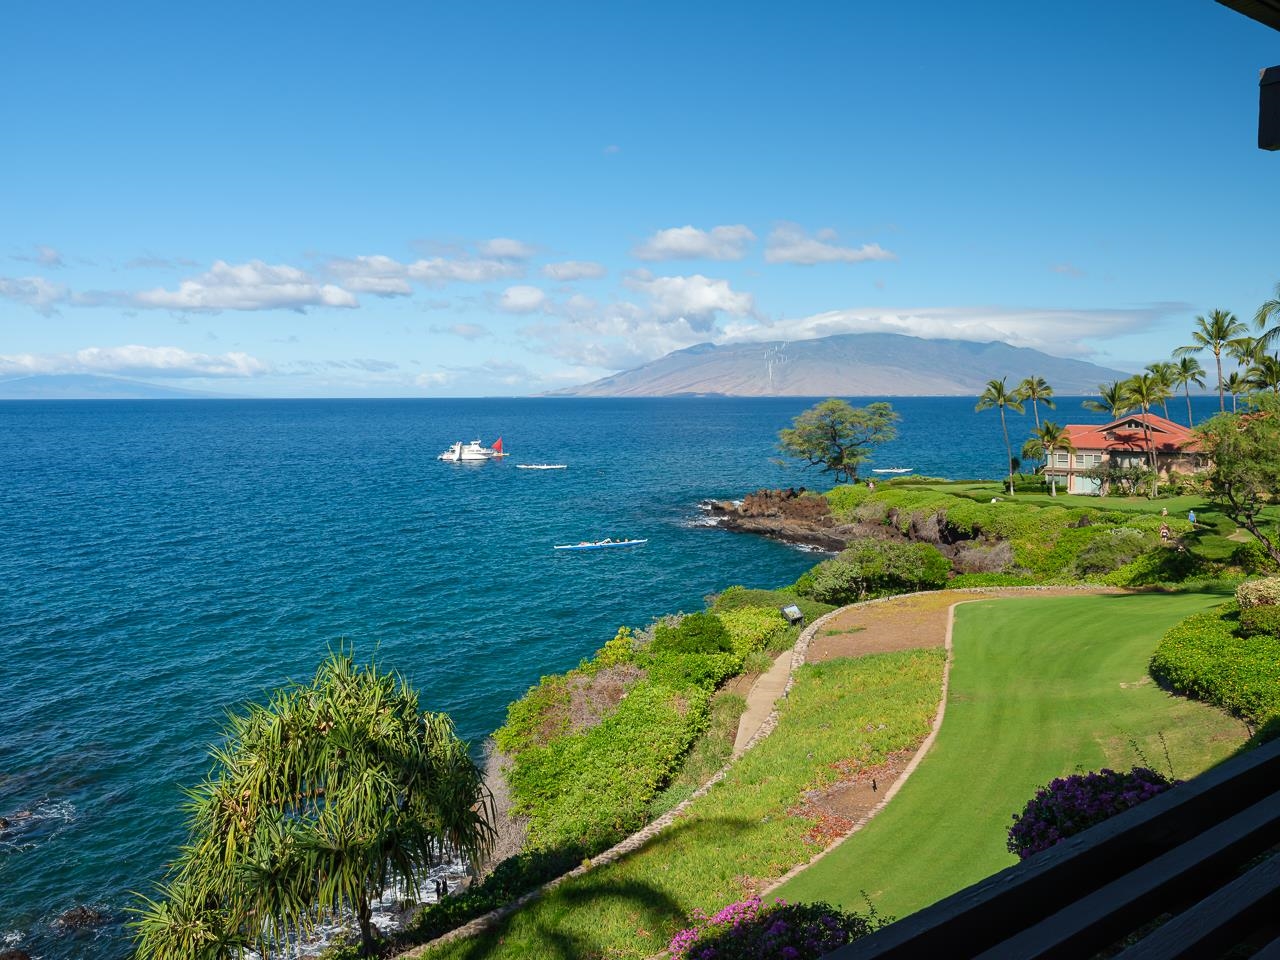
top-left (398, 585), bottom-right (1121, 956)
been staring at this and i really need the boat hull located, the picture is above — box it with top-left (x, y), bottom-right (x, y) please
top-left (553, 539), bottom-right (647, 551)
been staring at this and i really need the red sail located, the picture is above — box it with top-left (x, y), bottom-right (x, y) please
top-left (492, 437), bottom-right (503, 454)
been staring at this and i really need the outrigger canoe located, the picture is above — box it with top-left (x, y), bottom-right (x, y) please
top-left (553, 538), bottom-right (648, 551)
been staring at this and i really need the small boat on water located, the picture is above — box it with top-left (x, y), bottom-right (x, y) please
top-left (517, 463), bottom-right (567, 470)
top-left (438, 437), bottom-right (505, 462)
top-left (872, 467), bottom-right (913, 474)
top-left (553, 538), bottom-right (648, 551)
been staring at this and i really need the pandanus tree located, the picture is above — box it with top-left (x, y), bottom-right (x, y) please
top-left (976, 377), bottom-right (1025, 496)
top-left (1170, 355), bottom-right (1206, 426)
top-left (131, 649), bottom-right (494, 959)
top-left (1082, 381), bottom-right (1132, 420)
top-left (1021, 421), bottom-right (1075, 497)
top-left (1016, 375), bottom-right (1055, 430)
top-left (1175, 309), bottom-right (1249, 412)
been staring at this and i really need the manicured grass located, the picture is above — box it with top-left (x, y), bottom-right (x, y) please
top-left (775, 592), bottom-right (1250, 917)
top-left (410, 649), bottom-right (945, 960)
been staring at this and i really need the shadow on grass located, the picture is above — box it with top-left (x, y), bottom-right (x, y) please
top-left (424, 815), bottom-right (756, 960)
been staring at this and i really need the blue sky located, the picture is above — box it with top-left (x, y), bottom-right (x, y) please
top-left (2, 1), bottom-right (1278, 397)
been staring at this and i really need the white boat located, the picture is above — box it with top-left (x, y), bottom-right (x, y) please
top-left (437, 438), bottom-right (504, 462)
top-left (871, 467), bottom-right (913, 474)
top-left (553, 538), bottom-right (647, 551)
top-left (517, 463), bottom-right (566, 470)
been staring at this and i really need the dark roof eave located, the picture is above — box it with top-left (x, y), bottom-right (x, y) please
top-left (1218, 0), bottom-right (1280, 31)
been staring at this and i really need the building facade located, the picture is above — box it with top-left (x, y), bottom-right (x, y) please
top-left (1046, 413), bottom-right (1207, 495)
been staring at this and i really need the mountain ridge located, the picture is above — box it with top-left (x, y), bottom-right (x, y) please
top-left (550, 333), bottom-right (1133, 397)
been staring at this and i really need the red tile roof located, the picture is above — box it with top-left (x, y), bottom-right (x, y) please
top-left (1063, 413), bottom-right (1201, 454)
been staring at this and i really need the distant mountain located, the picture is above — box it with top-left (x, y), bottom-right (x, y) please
top-left (550, 334), bottom-right (1132, 397)
top-left (0, 375), bottom-right (235, 400)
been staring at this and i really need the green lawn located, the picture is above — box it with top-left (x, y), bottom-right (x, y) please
top-left (774, 592), bottom-right (1250, 917)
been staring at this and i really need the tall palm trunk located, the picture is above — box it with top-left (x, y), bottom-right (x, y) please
top-left (1031, 400), bottom-right (1041, 431)
top-left (999, 406), bottom-right (1014, 496)
top-left (1216, 350), bottom-right (1225, 412)
top-left (1141, 407), bottom-right (1158, 497)
top-left (1184, 384), bottom-right (1194, 427)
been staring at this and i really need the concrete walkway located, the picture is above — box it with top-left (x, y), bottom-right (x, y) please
top-left (732, 649), bottom-right (794, 755)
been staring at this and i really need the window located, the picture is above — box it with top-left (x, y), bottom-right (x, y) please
top-left (1075, 454), bottom-right (1085, 467)
top-left (1092, 454), bottom-right (1102, 466)
top-left (1056, 453), bottom-right (1069, 465)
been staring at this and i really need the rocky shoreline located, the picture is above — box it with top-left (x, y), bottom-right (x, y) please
top-left (702, 488), bottom-right (866, 553)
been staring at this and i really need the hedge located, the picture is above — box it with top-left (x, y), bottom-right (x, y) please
top-left (1149, 604), bottom-right (1280, 727)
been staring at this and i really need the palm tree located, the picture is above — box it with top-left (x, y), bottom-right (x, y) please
top-left (1224, 370), bottom-right (1248, 412)
top-left (1144, 362), bottom-right (1176, 420)
top-left (1228, 334), bottom-right (1264, 369)
top-left (1082, 380), bottom-right (1132, 419)
top-left (1170, 355), bottom-right (1206, 426)
top-left (1022, 421), bottom-right (1076, 497)
top-left (1254, 280), bottom-right (1280, 350)
top-left (1175, 309), bottom-right (1249, 412)
top-left (976, 377), bottom-right (1025, 496)
top-left (1247, 355), bottom-right (1280, 396)
top-left (1016, 375), bottom-right (1055, 430)
top-left (1123, 373), bottom-right (1170, 497)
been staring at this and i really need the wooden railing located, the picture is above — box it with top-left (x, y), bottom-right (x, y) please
top-left (825, 738), bottom-right (1280, 959)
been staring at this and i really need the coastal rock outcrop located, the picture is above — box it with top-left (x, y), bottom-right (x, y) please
top-left (0, 948), bottom-right (33, 960)
top-left (705, 488), bottom-right (887, 552)
top-left (53, 906), bottom-right (110, 930)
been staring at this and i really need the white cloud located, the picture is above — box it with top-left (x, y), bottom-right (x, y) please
top-left (432, 322), bottom-right (491, 340)
top-left (407, 257), bottom-right (524, 287)
top-left (134, 260), bottom-right (358, 312)
top-left (633, 225), bottom-right (755, 261)
top-left (719, 303), bottom-right (1181, 357)
top-left (764, 223), bottom-right (896, 265)
top-left (477, 237), bottom-right (538, 260)
top-left (624, 272), bottom-right (755, 331)
top-left (416, 371), bottom-right (456, 387)
top-left (11, 245), bottom-right (65, 268)
top-left (541, 260), bottom-right (607, 281)
top-left (0, 276), bottom-right (70, 315)
top-left (1051, 262), bottom-right (1085, 278)
top-left (498, 285), bottom-right (549, 314)
top-left (0, 345), bottom-right (270, 378)
top-left (326, 255), bottom-right (414, 296)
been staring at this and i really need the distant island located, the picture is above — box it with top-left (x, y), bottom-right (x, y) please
top-left (0, 374), bottom-right (234, 400)
top-left (549, 333), bottom-right (1131, 397)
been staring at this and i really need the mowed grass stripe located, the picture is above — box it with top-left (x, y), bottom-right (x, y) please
top-left (775, 591), bottom-right (1249, 917)
top-left (412, 648), bottom-right (945, 960)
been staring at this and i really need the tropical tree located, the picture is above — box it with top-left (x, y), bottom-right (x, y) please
top-left (1170, 355), bottom-right (1206, 427)
top-left (1021, 421), bottom-right (1075, 497)
top-left (1247, 355), bottom-right (1280, 396)
top-left (1227, 334), bottom-right (1264, 370)
top-left (132, 649), bottom-right (494, 958)
top-left (1016, 375), bottom-right (1055, 430)
top-left (1254, 280), bottom-right (1280, 349)
top-left (976, 378), bottom-right (1025, 496)
top-left (1224, 370), bottom-right (1248, 412)
top-left (1174, 309), bottom-right (1249, 412)
top-left (1122, 373), bottom-right (1170, 497)
top-left (1082, 381), bottom-right (1131, 419)
top-left (1144, 362), bottom-right (1176, 420)
top-left (1196, 395), bottom-right (1280, 566)
top-left (777, 398), bottom-right (899, 484)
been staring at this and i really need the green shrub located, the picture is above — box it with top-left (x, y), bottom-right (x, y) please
top-left (1239, 605), bottom-right (1280, 638)
top-left (651, 611), bottom-right (734, 656)
top-left (1070, 528), bottom-right (1152, 576)
top-left (494, 674), bottom-right (572, 756)
top-left (1150, 604), bottom-right (1280, 726)
top-left (646, 651), bottom-right (743, 689)
top-left (508, 681), bottom-right (713, 850)
top-left (712, 585), bottom-right (834, 623)
top-left (1229, 540), bottom-right (1279, 574)
top-left (800, 539), bottom-right (950, 605)
top-left (582, 625), bottom-right (638, 671)
top-left (1235, 576), bottom-right (1280, 608)
top-left (718, 606), bottom-right (789, 656)
top-left (1103, 546), bottom-right (1204, 587)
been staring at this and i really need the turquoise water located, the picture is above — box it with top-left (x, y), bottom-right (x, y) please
top-left (0, 395), bottom-right (1222, 957)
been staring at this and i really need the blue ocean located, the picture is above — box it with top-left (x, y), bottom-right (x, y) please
top-left (0, 395), bottom-right (1225, 957)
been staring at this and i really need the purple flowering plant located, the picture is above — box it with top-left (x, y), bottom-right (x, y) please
top-left (668, 896), bottom-right (889, 960)
top-left (1007, 766), bottom-right (1177, 860)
